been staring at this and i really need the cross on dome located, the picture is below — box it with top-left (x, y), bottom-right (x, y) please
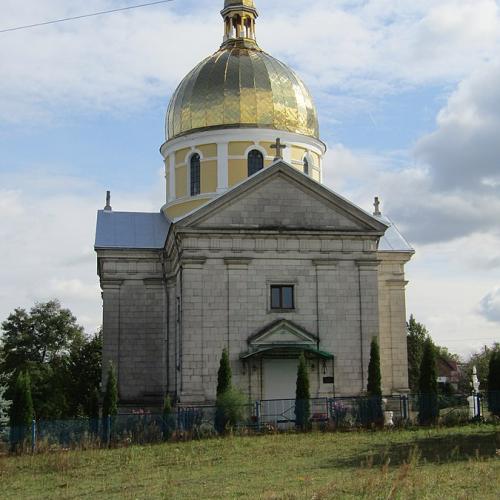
top-left (271, 138), bottom-right (287, 161)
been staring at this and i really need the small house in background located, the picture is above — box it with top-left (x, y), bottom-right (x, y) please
top-left (437, 357), bottom-right (460, 391)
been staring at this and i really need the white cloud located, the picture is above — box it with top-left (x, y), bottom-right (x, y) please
top-left (2, 0), bottom-right (500, 124)
top-left (0, 166), bottom-right (159, 335)
top-left (479, 287), bottom-right (500, 323)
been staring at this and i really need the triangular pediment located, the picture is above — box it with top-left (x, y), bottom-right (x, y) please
top-left (248, 319), bottom-right (318, 347)
top-left (175, 162), bottom-right (387, 233)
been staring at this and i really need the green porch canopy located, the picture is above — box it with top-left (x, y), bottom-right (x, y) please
top-left (240, 344), bottom-right (334, 360)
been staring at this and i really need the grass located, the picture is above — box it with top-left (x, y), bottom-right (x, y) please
top-left (1, 425), bottom-right (499, 499)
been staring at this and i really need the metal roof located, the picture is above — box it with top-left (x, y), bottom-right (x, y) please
top-left (95, 210), bottom-right (171, 250)
top-left (377, 215), bottom-right (414, 253)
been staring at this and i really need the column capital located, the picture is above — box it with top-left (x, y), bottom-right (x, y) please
top-left (181, 257), bottom-right (207, 270)
top-left (224, 257), bottom-right (252, 269)
top-left (356, 260), bottom-right (381, 270)
top-left (100, 279), bottom-right (123, 290)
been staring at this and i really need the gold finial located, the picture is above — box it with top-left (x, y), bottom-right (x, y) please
top-left (271, 138), bottom-right (287, 161)
top-left (221, 0), bottom-right (258, 46)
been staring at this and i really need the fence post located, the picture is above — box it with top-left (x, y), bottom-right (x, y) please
top-left (31, 420), bottom-right (36, 454)
top-left (254, 401), bottom-right (260, 432)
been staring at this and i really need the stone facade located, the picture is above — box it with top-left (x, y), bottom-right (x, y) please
top-left (96, 162), bottom-right (413, 408)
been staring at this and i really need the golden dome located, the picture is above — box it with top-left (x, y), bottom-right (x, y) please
top-left (166, 45), bottom-right (319, 140)
top-left (166, 1), bottom-right (319, 141)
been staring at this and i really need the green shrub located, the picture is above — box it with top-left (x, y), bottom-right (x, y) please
top-left (162, 394), bottom-right (176, 441)
top-left (216, 388), bottom-right (247, 431)
top-left (102, 363), bottom-right (118, 443)
top-left (366, 337), bottom-right (383, 426)
top-left (487, 351), bottom-right (500, 417)
top-left (418, 339), bottom-right (439, 425)
top-left (295, 353), bottom-right (311, 431)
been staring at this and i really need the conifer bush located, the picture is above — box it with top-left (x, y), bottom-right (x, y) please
top-left (9, 371), bottom-right (34, 451)
top-left (102, 363), bottom-right (118, 443)
top-left (366, 337), bottom-right (383, 426)
top-left (418, 338), bottom-right (439, 425)
top-left (162, 394), bottom-right (176, 441)
top-left (295, 353), bottom-right (310, 431)
top-left (215, 349), bottom-right (232, 434)
top-left (487, 351), bottom-right (500, 417)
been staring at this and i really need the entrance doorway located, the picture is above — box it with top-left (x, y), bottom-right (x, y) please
top-left (262, 358), bottom-right (298, 400)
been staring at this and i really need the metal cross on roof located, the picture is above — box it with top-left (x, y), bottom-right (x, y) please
top-left (271, 138), bottom-right (287, 161)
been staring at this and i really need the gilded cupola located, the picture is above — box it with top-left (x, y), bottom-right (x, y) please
top-left (165, 1), bottom-right (320, 141)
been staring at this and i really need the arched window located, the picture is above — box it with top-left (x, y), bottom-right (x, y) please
top-left (303, 157), bottom-right (310, 175)
top-left (248, 150), bottom-right (264, 176)
top-left (190, 153), bottom-right (201, 196)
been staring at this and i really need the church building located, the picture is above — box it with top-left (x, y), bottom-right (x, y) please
top-left (95, 0), bottom-right (414, 408)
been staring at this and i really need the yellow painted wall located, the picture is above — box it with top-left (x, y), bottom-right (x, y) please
top-left (291, 145), bottom-right (307, 162)
top-left (259, 141), bottom-right (274, 156)
top-left (201, 160), bottom-right (217, 193)
top-left (311, 170), bottom-right (320, 182)
top-left (264, 159), bottom-right (273, 168)
top-left (166, 198), bottom-right (210, 219)
top-left (229, 141), bottom-right (253, 156)
top-left (198, 143), bottom-right (217, 158)
top-left (229, 159), bottom-right (248, 186)
top-left (311, 152), bottom-right (320, 165)
top-left (175, 165), bottom-right (187, 198)
top-left (175, 148), bottom-right (190, 165)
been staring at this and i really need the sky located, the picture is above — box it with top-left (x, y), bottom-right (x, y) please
top-left (0, 0), bottom-right (499, 358)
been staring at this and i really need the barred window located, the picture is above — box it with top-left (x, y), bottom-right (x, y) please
top-left (190, 153), bottom-right (201, 196)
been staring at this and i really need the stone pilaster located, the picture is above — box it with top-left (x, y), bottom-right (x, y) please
top-left (101, 280), bottom-right (123, 392)
top-left (356, 260), bottom-right (381, 392)
top-left (179, 257), bottom-right (206, 402)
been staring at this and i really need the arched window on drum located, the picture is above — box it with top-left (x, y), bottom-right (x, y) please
top-left (190, 153), bottom-right (201, 196)
top-left (303, 156), bottom-right (310, 176)
top-left (248, 150), bottom-right (264, 177)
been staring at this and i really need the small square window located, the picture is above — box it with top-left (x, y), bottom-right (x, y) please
top-left (270, 285), bottom-right (294, 310)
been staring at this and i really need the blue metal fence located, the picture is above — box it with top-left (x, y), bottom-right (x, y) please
top-left (1, 393), bottom-right (493, 453)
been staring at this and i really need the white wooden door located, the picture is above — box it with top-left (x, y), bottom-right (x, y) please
top-left (263, 358), bottom-right (298, 400)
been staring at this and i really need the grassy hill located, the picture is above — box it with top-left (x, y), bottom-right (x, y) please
top-left (1, 425), bottom-right (499, 499)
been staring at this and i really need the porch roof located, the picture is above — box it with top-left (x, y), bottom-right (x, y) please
top-left (239, 345), bottom-right (334, 360)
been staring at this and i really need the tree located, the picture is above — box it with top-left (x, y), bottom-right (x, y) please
top-left (66, 332), bottom-right (102, 418)
top-left (487, 351), bottom-right (500, 417)
top-left (9, 371), bottom-right (34, 450)
top-left (461, 343), bottom-right (500, 394)
top-left (0, 383), bottom-right (11, 438)
top-left (215, 349), bottom-right (232, 434)
top-left (295, 353), bottom-right (311, 431)
top-left (0, 301), bottom-right (87, 419)
top-left (102, 362), bottom-right (118, 443)
top-left (88, 386), bottom-right (100, 437)
top-left (418, 338), bottom-right (439, 425)
top-left (407, 315), bottom-right (429, 392)
top-left (366, 337), bottom-right (383, 425)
